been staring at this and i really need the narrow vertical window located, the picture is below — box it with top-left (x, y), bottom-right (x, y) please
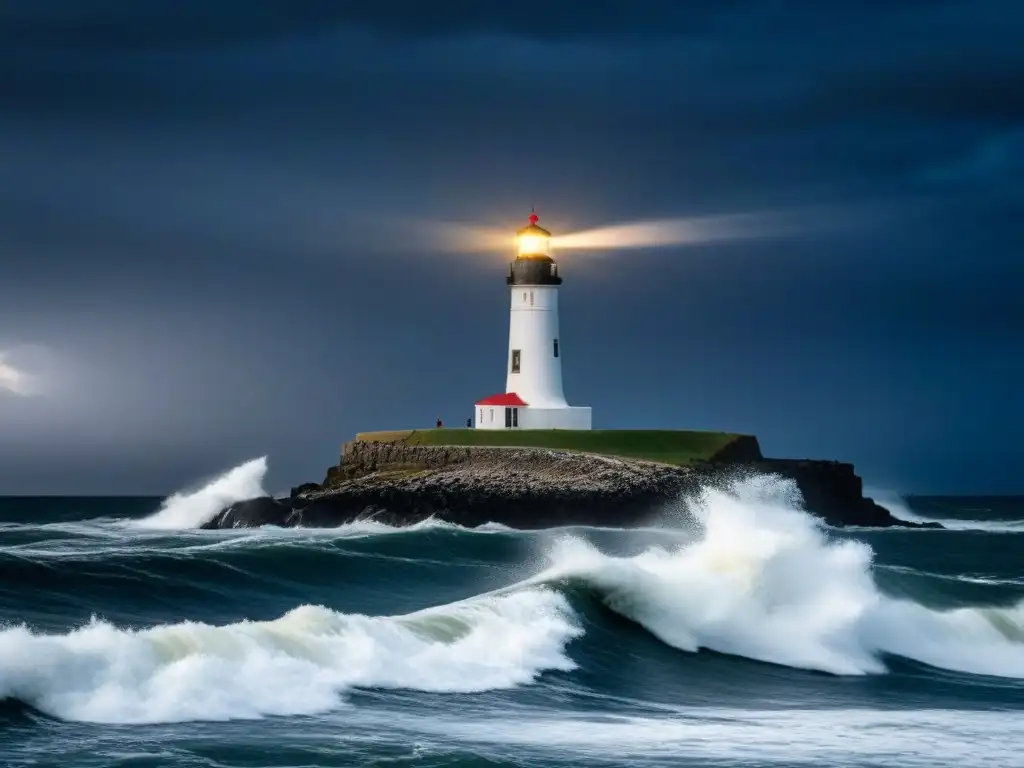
top-left (512, 408), bottom-right (519, 428)
top-left (529, 291), bottom-right (534, 306)
top-left (522, 291), bottom-right (527, 302)
top-left (479, 408), bottom-right (483, 423)
top-left (511, 349), bottom-right (521, 373)
top-left (553, 338), bottom-right (559, 358)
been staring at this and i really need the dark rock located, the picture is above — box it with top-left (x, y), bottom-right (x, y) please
top-left (708, 434), bottom-right (764, 463)
top-left (288, 482), bottom-right (322, 509)
top-left (202, 444), bottom-right (944, 531)
top-left (290, 482), bottom-right (321, 498)
top-left (699, 459), bottom-right (943, 529)
top-left (201, 496), bottom-right (291, 529)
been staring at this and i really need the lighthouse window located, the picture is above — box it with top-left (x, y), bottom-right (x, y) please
top-left (511, 349), bottom-right (521, 373)
top-left (553, 339), bottom-right (559, 358)
top-left (550, 263), bottom-right (557, 277)
top-left (529, 291), bottom-right (534, 306)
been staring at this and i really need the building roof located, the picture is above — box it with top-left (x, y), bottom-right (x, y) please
top-left (516, 221), bottom-right (552, 238)
top-left (516, 211), bottom-right (552, 238)
top-left (475, 392), bottom-right (528, 407)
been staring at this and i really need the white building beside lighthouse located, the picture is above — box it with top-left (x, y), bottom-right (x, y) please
top-left (473, 212), bottom-right (592, 430)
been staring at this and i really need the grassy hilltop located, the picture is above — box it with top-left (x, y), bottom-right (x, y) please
top-left (354, 429), bottom-right (761, 466)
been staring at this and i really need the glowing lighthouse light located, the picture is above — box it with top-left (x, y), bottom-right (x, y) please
top-left (473, 212), bottom-right (592, 430)
top-left (516, 212), bottom-right (552, 258)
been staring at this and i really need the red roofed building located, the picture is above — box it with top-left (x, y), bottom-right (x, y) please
top-left (472, 212), bottom-right (592, 430)
top-left (475, 392), bottom-right (528, 428)
top-left (475, 393), bottom-right (528, 407)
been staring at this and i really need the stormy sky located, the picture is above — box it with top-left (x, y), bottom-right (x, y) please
top-left (1, 1), bottom-right (1021, 495)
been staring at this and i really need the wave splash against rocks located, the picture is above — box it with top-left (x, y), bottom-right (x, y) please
top-left (195, 442), bottom-right (936, 531)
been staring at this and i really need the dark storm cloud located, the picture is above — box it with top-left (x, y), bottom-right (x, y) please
top-left (0, 0), bottom-right (744, 51)
top-left (1, 0), bottom-right (1022, 494)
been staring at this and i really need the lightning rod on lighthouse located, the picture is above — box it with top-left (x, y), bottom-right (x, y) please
top-left (473, 212), bottom-right (592, 430)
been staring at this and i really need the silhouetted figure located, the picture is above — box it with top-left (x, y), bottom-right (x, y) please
top-left (466, 418), bottom-right (472, 428)
top-left (436, 416), bottom-right (443, 428)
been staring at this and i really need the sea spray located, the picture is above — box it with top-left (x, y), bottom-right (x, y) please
top-left (21, 468), bottom-right (1023, 727)
top-left (0, 589), bottom-right (579, 724)
top-left (869, 487), bottom-right (1024, 532)
top-left (133, 453), bottom-right (524, 534)
top-left (135, 457), bottom-right (269, 530)
top-left (407, 708), bottom-right (1023, 766)
top-left (533, 475), bottom-right (1024, 677)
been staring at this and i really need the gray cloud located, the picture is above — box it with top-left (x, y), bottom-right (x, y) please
top-left (0, 1), bottom-right (747, 52)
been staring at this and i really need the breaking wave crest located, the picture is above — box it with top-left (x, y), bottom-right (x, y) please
top-left (871, 490), bottom-right (1024, 533)
top-left (134, 457), bottom-right (270, 530)
top-left (532, 475), bottom-right (1024, 677)
top-left (0, 589), bottom-right (578, 724)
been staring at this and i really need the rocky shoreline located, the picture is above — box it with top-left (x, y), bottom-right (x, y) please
top-left (202, 442), bottom-right (941, 530)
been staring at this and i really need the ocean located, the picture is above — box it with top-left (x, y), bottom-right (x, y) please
top-left (1, 461), bottom-right (1022, 767)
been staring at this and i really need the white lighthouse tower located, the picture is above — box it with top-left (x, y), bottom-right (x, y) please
top-left (473, 212), bottom-right (592, 430)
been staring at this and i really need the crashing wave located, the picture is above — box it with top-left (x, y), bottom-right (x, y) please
top-left (530, 475), bottom-right (1024, 677)
top-left (134, 457), bottom-right (270, 530)
top-left (0, 589), bottom-right (578, 723)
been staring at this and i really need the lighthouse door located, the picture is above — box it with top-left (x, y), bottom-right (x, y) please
top-left (504, 407), bottom-right (519, 428)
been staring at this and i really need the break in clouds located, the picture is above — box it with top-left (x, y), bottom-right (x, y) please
top-left (0, 345), bottom-right (54, 398)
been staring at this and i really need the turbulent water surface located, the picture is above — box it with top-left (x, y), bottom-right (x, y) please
top-left (1, 459), bottom-right (1022, 767)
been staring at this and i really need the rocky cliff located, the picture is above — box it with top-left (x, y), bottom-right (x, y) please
top-left (202, 441), bottom-right (939, 530)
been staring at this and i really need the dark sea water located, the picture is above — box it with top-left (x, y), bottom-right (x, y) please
top-left (1, 461), bottom-right (1022, 767)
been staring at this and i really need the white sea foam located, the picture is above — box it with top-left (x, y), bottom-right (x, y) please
top-left (870, 488), bottom-right (1024, 533)
top-left (6, 471), bottom-right (1023, 726)
top-left (0, 589), bottom-right (579, 724)
top-left (882, 564), bottom-right (1024, 588)
top-left (412, 707), bottom-right (1023, 767)
top-left (134, 457), bottom-right (270, 530)
top-left (0, 514), bottom-right (502, 563)
top-left (530, 475), bottom-right (1024, 677)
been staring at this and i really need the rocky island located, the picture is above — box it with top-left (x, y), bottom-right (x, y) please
top-left (203, 429), bottom-right (940, 530)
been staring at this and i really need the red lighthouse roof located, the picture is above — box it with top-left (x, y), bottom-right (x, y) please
top-left (475, 392), bottom-right (528, 407)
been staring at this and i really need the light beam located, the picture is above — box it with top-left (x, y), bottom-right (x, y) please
top-left (553, 206), bottom-right (870, 252)
top-left (405, 203), bottom-right (877, 259)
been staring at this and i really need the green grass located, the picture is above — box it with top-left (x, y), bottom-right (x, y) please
top-left (354, 429), bottom-right (757, 466)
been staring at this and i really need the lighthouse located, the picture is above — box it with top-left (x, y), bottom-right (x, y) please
top-left (473, 212), bottom-right (593, 430)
